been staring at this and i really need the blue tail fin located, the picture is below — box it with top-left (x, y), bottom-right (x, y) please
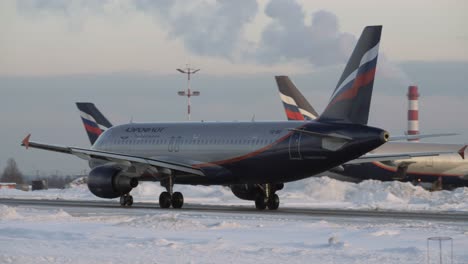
top-left (275, 75), bottom-right (318, 121)
top-left (318, 26), bottom-right (382, 125)
top-left (76, 102), bottom-right (112, 145)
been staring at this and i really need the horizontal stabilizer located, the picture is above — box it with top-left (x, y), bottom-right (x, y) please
top-left (346, 145), bottom-right (466, 164)
top-left (388, 133), bottom-right (458, 141)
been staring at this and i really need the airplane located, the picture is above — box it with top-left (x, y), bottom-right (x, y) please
top-left (20, 26), bottom-right (457, 210)
top-left (276, 75), bottom-right (468, 189)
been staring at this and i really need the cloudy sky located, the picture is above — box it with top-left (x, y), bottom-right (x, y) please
top-left (1, 0), bottom-right (467, 175)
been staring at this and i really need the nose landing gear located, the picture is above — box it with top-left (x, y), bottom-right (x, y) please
top-left (119, 194), bottom-right (133, 207)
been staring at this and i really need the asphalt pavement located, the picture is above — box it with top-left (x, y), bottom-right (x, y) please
top-left (1, 198), bottom-right (467, 222)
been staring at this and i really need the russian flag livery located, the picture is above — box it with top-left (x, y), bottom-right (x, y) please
top-left (319, 26), bottom-right (382, 125)
top-left (280, 92), bottom-right (305, 121)
top-left (275, 76), bottom-right (318, 121)
top-left (76, 103), bottom-right (113, 145)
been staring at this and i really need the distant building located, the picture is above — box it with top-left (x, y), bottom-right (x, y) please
top-left (0, 183), bottom-right (16, 189)
top-left (32, 180), bottom-right (48, 191)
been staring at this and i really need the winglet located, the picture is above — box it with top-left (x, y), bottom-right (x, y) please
top-left (458, 145), bottom-right (467, 159)
top-left (22, 134), bottom-right (31, 149)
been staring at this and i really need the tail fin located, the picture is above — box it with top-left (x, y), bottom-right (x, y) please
top-left (76, 102), bottom-right (113, 145)
top-left (275, 76), bottom-right (319, 121)
top-left (318, 26), bottom-right (382, 125)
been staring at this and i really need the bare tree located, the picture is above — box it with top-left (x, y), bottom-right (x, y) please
top-left (1, 158), bottom-right (24, 184)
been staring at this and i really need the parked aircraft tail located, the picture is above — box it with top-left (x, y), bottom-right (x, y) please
top-left (318, 25), bottom-right (382, 125)
top-left (76, 102), bottom-right (113, 145)
top-left (275, 76), bottom-right (318, 121)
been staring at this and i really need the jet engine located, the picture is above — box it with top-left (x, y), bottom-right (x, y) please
top-left (87, 165), bottom-right (138, 198)
top-left (230, 183), bottom-right (284, 200)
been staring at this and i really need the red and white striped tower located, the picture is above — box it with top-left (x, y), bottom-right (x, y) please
top-left (407, 85), bottom-right (420, 141)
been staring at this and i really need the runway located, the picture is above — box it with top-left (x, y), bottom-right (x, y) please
top-left (1, 198), bottom-right (467, 222)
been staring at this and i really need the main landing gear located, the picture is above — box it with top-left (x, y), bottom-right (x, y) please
top-left (255, 183), bottom-right (280, 210)
top-left (119, 193), bottom-right (133, 207)
top-left (159, 175), bottom-right (184, 209)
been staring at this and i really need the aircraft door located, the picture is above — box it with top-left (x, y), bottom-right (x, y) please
top-left (289, 131), bottom-right (302, 160)
top-left (168, 137), bottom-right (175, 152)
top-left (168, 136), bottom-right (182, 152)
top-left (174, 136), bottom-right (181, 152)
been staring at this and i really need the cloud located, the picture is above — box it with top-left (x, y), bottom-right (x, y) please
top-left (16, 0), bottom-right (106, 31)
top-left (17, 0), bottom-right (258, 59)
top-left (254, 2), bottom-right (356, 67)
top-left (133, 0), bottom-right (258, 59)
top-left (377, 54), bottom-right (412, 85)
top-left (128, 0), bottom-right (375, 70)
top-left (14, 0), bottom-right (410, 83)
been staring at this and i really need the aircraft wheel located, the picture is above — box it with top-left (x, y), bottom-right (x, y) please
top-left (119, 195), bottom-right (126, 206)
top-left (267, 194), bottom-right (279, 210)
top-left (171, 192), bottom-right (184, 209)
top-left (125, 195), bottom-right (133, 206)
top-left (255, 195), bottom-right (267, 210)
top-left (159, 192), bottom-right (172, 208)
top-left (120, 194), bottom-right (133, 207)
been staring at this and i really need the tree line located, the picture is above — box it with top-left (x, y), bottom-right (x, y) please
top-left (0, 158), bottom-right (81, 189)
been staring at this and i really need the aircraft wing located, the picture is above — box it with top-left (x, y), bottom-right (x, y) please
top-left (21, 134), bottom-right (205, 176)
top-left (345, 146), bottom-right (466, 165)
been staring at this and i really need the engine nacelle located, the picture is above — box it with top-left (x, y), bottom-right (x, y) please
top-left (230, 184), bottom-right (260, 200)
top-left (230, 183), bottom-right (284, 201)
top-left (87, 165), bottom-right (138, 199)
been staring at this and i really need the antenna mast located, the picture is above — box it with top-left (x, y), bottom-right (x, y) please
top-left (177, 65), bottom-right (200, 121)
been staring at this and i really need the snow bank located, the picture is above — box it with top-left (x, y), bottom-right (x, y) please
top-left (116, 213), bottom-right (205, 230)
top-left (283, 177), bottom-right (468, 211)
top-left (0, 205), bottom-right (20, 220)
top-left (0, 205), bottom-right (71, 222)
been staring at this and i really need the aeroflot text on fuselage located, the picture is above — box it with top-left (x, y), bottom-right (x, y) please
top-left (125, 127), bottom-right (166, 133)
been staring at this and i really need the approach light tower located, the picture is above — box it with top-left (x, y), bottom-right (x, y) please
top-left (177, 65), bottom-right (200, 121)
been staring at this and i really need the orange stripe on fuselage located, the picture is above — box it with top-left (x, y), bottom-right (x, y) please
top-left (193, 124), bottom-right (307, 169)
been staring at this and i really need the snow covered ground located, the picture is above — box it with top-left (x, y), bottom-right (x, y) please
top-left (0, 203), bottom-right (467, 264)
top-left (1, 177), bottom-right (467, 263)
top-left (1, 176), bottom-right (467, 212)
